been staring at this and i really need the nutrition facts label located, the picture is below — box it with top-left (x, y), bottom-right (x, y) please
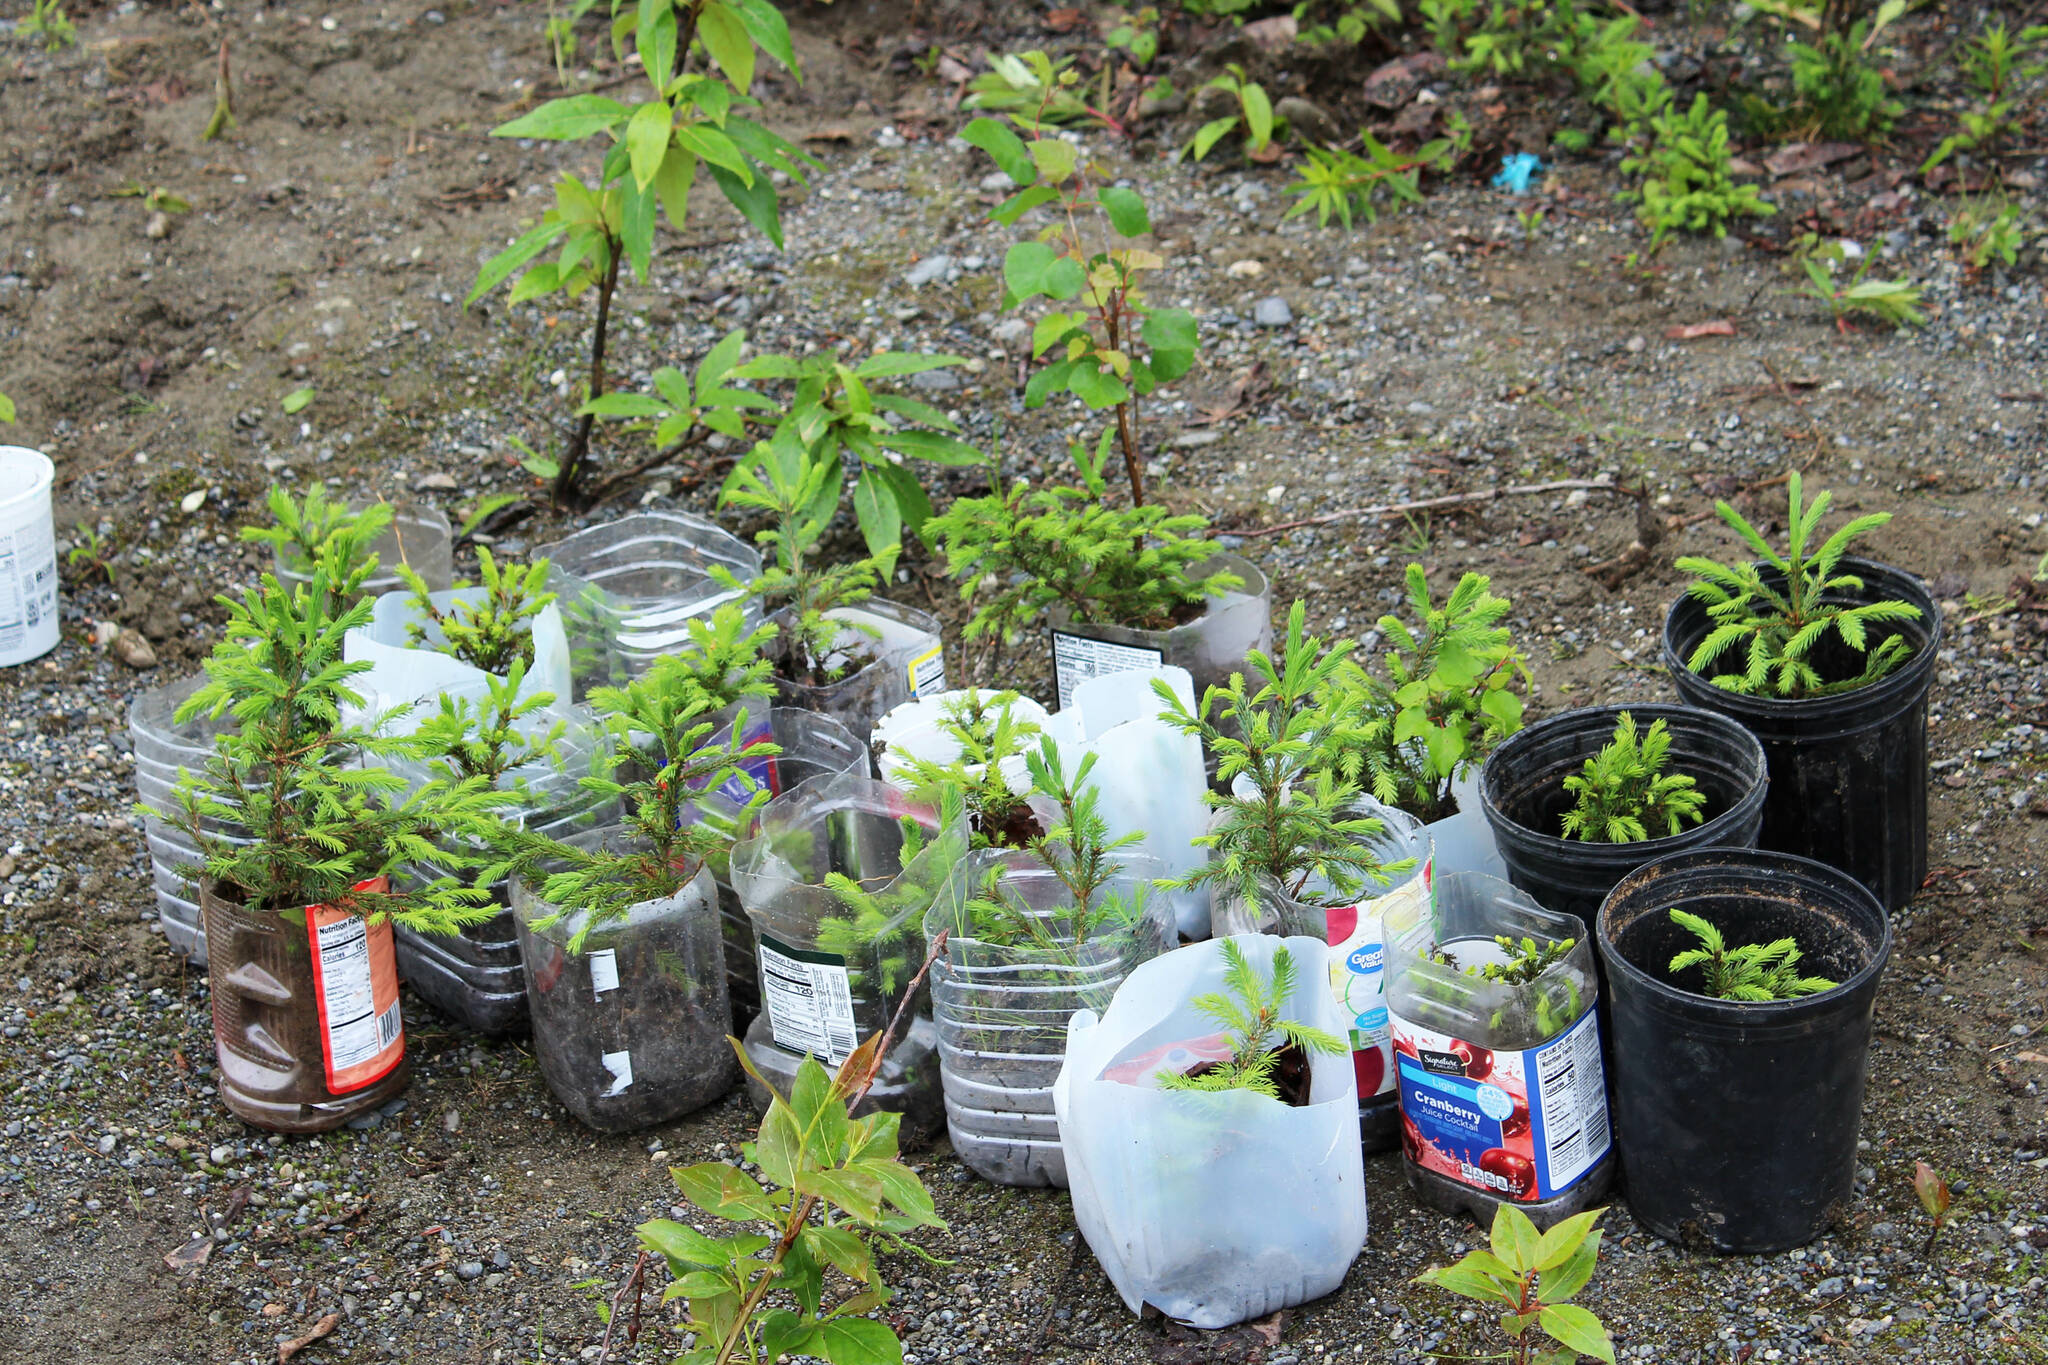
top-left (907, 644), bottom-right (948, 699)
top-left (310, 912), bottom-right (402, 1087)
top-left (1050, 631), bottom-right (1165, 709)
top-left (1532, 1009), bottom-right (1611, 1191)
top-left (758, 934), bottom-right (859, 1065)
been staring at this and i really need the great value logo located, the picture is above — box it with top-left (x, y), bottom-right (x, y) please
top-left (1346, 943), bottom-right (1384, 974)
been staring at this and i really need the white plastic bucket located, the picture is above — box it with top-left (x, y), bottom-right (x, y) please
top-left (0, 447), bottom-right (58, 667)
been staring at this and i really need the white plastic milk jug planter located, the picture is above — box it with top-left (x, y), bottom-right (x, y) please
top-left (0, 446), bottom-right (59, 667)
top-left (922, 848), bottom-right (1175, 1189)
top-left (728, 770), bottom-right (968, 1146)
top-left (1422, 766), bottom-right (1508, 880)
top-left (1044, 552), bottom-right (1271, 712)
top-left (538, 511), bottom-right (761, 685)
top-left (1385, 872), bottom-right (1616, 1231)
top-left (511, 828), bottom-right (739, 1133)
top-left (1055, 934), bottom-right (1368, 1328)
top-left (1209, 796), bottom-right (1434, 1152)
top-left (768, 598), bottom-right (949, 739)
top-left (870, 688), bottom-right (1055, 791)
top-left (343, 586), bottom-right (573, 723)
top-left (1039, 665), bottom-right (1213, 939)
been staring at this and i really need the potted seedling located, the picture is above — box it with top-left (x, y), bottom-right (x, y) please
top-left (1597, 846), bottom-right (1891, 1252)
top-left (924, 738), bottom-right (1174, 1187)
top-left (923, 432), bottom-right (1268, 709)
top-left (395, 663), bottom-right (612, 1035)
top-left (1055, 934), bottom-right (1367, 1328)
top-left (505, 657), bottom-right (773, 1133)
top-left (729, 771), bottom-right (969, 1144)
top-left (347, 544), bottom-right (573, 721)
top-left (147, 520), bottom-right (500, 1133)
top-left (1480, 704), bottom-right (1768, 919)
top-left (1662, 473), bottom-right (1940, 910)
top-left (1386, 872), bottom-right (1615, 1229)
top-left (875, 688), bottom-right (1051, 849)
top-left (1326, 565), bottom-right (1529, 878)
top-left (1154, 601), bottom-right (1429, 1147)
top-left (717, 430), bottom-right (948, 736)
top-left (246, 483), bottom-right (454, 603)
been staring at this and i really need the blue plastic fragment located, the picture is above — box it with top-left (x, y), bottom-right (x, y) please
top-left (1491, 153), bottom-right (1543, 194)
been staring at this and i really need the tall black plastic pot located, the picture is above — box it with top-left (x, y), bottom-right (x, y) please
top-left (1480, 703), bottom-right (1768, 922)
top-left (1661, 556), bottom-right (1940, 913)
top-left (1597, 848), bottom-right (1890, 1253)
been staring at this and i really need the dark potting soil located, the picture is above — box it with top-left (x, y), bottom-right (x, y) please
top-left (978, 807), bottom-right (1047, 851)
top-left (1177, 1042), bottom-right (1316, 1108)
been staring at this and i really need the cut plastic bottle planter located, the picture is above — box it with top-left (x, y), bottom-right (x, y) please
top-left (1385, 872), bottom-right (1615, 1230)
top-left (272, 500), bottom-right (454, 602)
top-left (729, 772), bottom-right (967, 1145)
top-left (343, 586), bottom-right (573, 725)
top-left (1056, 934), bottom-right (1368, 1329)
top-left (512, 830), bottom-right (739, 1133)
top-left (538, 511), bottom-right (761, 687)
top-left (131, 672), bottom-right (260, 963)
top-left (768, 599), bottom-right (949, 740)
top-left (1044, 553), bottom-right (1272, 713)
top-left (924, 848), bottom-right (1174, 1188)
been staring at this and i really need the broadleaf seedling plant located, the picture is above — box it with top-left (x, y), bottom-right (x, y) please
top-left (1667, 909), bottom-right (1837, 1001)
top-left (1285, 129), bottom-right (1464, 230)
top-left (1786, 240), bottom-right (1925, 331)
top-left (1560, 712), bottom-right (1707, 843)
top-left (1415, 1205), bottom-right (1617, 1365)
top-left (1675, 472), bottom-right (1923, 698)
top-left (960, 67), bottom-right (1199, 505)
top-left (1181, 64), bottom-right (1276, 162)
top-left (467, 0), bottom-right (818, 503)
top-left (1153, 940), bottom-right (1346, 1104)
top-left (1913, 1159), bottom-right (1954, 1257)
top-left (1620, 93), bottom-right (1774, 252)
top-left (1152, 601), bottom-right (1413, 908)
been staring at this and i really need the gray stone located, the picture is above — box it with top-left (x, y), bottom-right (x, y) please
top-left (456, 1261), bottom-right (485, 1281)
top-left (905, 254), bottom-right (955, 288)
top-left (910, 369), bottom-right (962, 392)
top-left (1254, 296), bottom-right (1293, 328)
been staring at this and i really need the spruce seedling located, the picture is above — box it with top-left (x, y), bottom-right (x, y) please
top-left (1154, 601), bottom-right (1410, 908)
top-left (1416, 1205), bottom-right (1617, 1365)
top-left (1561, 712), bottom-right (1706, 843)
top-left (638, 603), bottom-right (779, 718)
top-left (398, 549), bottom-right (556, 676)
top-left (1154, 941), bottom-right (1346, 1102)
top-left (1328, 565), bottom-right (1528, 823)
top-left (1667, 909), bottom-right (1837, 1001)
top-left (1675, 472), bottom-right (1923, 699)
top-left (892, 691), bottom-right (1044, 850)
top-left (816, 788), bottom-right (965, 1002)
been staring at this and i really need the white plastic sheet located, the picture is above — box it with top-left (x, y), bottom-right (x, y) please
top-left (1055, 934), bottom-right (1368, 1328)
top-left (344, 587), bottom-right (572, 724)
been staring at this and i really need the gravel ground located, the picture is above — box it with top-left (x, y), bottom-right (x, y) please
top-left (4, 1), bottom-right (2048, 1362)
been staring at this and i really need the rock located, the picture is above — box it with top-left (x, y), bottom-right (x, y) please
top-left (344, 1111), bottom-right (381, 1131)
top-left (144, 211), bottom-right (171, 240)
top-left (910, 369), bottom-right (961, 392)
top-left (442, 1107), bottom-right (460, 1134)
top-left (114, 630), bottom-right (158, 670)
top-left (1225, 259), bottom-right (1265, 278)
top-left (209, 1145), bottom-right (232, 1165)
top-left (991, 318), bottom-right (1030, 352)
top-left (977, 171), bottom-right (1013, 192)
top-left (92, 620), bottom-right (121, 648)
top-left (412, 472), bottom-right (457, 492)
top-left (1242, 14), bottom-right (1296, 50)
top-left (905, 253), bottom-right (954, 288)
top-left (1274, 96), bottom-right (1335, 148)
top-left (1254, 296), bottom-right (1294, 328)
top-left (178, 488), bottom-right (206, 514)
top-left (455, 1261), bottom-right (485, 1281)
top-left (98, 1134), bottom-right (117, 1154)
top-left (1172, 430), bottom-right (1224, 448)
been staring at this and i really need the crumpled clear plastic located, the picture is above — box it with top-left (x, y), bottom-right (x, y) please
top-left (1055, 934), bottom-right (1368, 1328)
top-left (343, 586), bottom-right (573, 724)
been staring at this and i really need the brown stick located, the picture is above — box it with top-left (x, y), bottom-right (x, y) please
top-left (581, 427), bottom-right (712, 507)
top-left (594, 1250), bottom-right (649, 1363)
top-left (1236, 479), bottom-right (1626, 538)
top-left (554, 236), bottom-right (624, 506)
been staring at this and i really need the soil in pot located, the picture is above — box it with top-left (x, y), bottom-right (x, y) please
top-left (1386, 872), bottom-right (1615, 1230)
top-left (1597, 847), bottom-right (1890, 1253)
top-left (201, 882), bottom-right (409, 1134)
top-left (766, 599), bottom-right (948, 739)
top-left (512, 845), bottom-right (739, 1133)
top-left (1661, 555), bottom-right (1940, 912)
top-left (1481, 703), bottom-right (1768, 922)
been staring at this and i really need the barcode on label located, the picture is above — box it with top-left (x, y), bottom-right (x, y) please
top-left (1049, 630), bottom-right (1165, 710)
top-left (757, 934), bottom-right (859, 1065)
top-left (907, 644), bottom-right (947, 699)
top-left (1533, 1008), bottom-right (1610, 1191)
top-left (375, 998), bottom-right (403, 1052)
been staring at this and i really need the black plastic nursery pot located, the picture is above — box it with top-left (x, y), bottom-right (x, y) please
top-left (1661, 556), bottom-right (1941, 913)
top-left (1480, 703), bottom-right (1768, 923)
top-left (1597, 847), bottom-right (1891, 1254)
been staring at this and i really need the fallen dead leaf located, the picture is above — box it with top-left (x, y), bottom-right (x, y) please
top-left (1666, 319), bottom-right (1737, 340)
top-left (164, 1236), bottom-right (213, 1271)
top-left (800, 125), bottom-right (857, 144)
top-left (1763, 141), bottom-right (1862, 177)
top-left (278, 1312), bottom-right (341, 1363)
top-left (2016, 1051), bottom-right (2048, 1064)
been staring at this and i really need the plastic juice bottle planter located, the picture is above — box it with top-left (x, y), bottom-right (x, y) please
top-left (1385, 874), bottom-right (1615, 1227)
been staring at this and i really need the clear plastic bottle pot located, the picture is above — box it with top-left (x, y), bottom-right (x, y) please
top-left (201, 878), bottom-right (411, 1133)
top-left (1043, 553), bottom-right (1271, 712)
top-left (1038, 666), bottom-right (1214, 939)
top-left (539, 512), bottom-right (762, 687)
top-left (1480, 703), bottom-right (1768, 922)
top-left (1661, 556), bottom-right (1941, 913)
top-left (1385, 872), bottom-right (1615, 1230)
top-left (1206, 800), bottom-right (1433, 1152)
top-left (1596, 847), bottom-right (1890, 1253)
top-left (273, 501), bottom-right (453, 601)
top-left (767, 599), bottom-right (949, 739)
top-left (1055, 934), bottom-right (1367, 1329)
top-left (680, 707), bottom-right (868, 1022)
top-left (132, 675), bottom-right (251, 964)
top-left (1418, 767), bottom-right (1508, 881)
top-left (512, 829), bottom-right (739, 1132)
top-left (344, 586), bottom-right (574, 725)
top-left (922, 848), bottom-right (1173, 1187)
